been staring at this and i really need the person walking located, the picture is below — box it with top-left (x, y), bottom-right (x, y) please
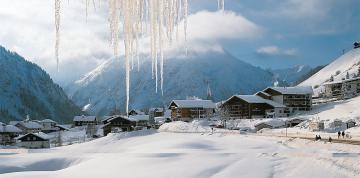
top-left (329, 137), bottom-right (332, 143)
top-left (342, 131), bottom-right (345, 139)
top-left (338, 131), bottom-right (341, 139)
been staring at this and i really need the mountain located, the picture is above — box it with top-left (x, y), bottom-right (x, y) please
top-left (299, 48), bottom-right (360, 89)
top-left (269, 65), bottom-right (312, 86)
top-left (0, 46), bottom-right (82, 123)
top-left (294, 65), bottom-right (326, 86)
top-left (68, 49), bottom-right (274, 116)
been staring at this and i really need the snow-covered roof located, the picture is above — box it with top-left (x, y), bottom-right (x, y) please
top-left (16, 132), bottom-right (52, 140)
top-left (56, 124), bottom-right (70, 130)
top-left (265, 86), bottom-right (313, 95)
top-left (0, 125), bottom-right (22, 133)
top-left (256, 91), bottom-right (271, 97)
top-left (228, 95), bottom-right (286, 108)
top-left (129, 109), bottom-right (145, 115)
top-left (323, 77), bottom-right (360, 85)
top-left (169, 100), bottom-right (216, 109)
top-left (73, 115), bottom-right (97, 122)
top-left (41, 119), bottom-right (56, 123)
top-left (9, 121), bottom-right (20, 126)
top-left (128, 115), bottom-right (149, 122)
top-left (18, 121), bottom-right (43, 129)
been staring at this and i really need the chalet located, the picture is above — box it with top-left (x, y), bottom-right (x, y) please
top-left (129, 115), bottom-right (150, 127)
top-left (128, 109), bottom-right (145, 116)
top-left (261, 86), bottom-right (313, 113)
top-left (40, 119), bottom-right (59, 133)
top-left (73, 115), bottom-right (98, 126)
top-left (346, 120), bottom-right (356, 129)
top-left (0, 123), bottom-right (22, 145)
top-left (16, 132), bottom-right (52, 149)
top-left (168, 100), bottom-right (216, 122)
top-left (220, 95), bottom-right (286, 119)
top-left (11, 121), bottom-right (43, 134)
top-left (254, 119), bottom-right (285, 131)
top-left (323, 77), bottom-right (360, 99)
top-left (102, 115), bottom-right (136, 136)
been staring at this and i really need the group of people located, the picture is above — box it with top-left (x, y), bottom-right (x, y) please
top-left (338, 131), bottom-right (346, 139)
top-left (315, 135), bottom-right (322, 141)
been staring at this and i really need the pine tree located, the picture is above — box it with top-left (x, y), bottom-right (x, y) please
top-left (346, 72), bottom-right (350, 79)
top-left (330, 75), bottom-right (334, 82)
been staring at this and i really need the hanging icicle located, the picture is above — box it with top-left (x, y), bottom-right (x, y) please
top-left (55, 0), bottom-right (223, 115)
top-left (55, 0), bottom-right (61, 72)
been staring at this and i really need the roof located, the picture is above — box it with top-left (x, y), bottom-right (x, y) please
top-left (106, 115), bottom-right (133, 123)
top-left (56, 124), bottom-right (70, 130)
top-left (323, 77), bottom-right (360, 85)
top-left (18, 121), bottom-right (43, 129)
top-left (73, 115), bottom-right (97, 122)
top-left (169, 100), bottom-right (216, 109)
top-left (9, 121), bottom-right (20, 125)
top-left (128, 115), bottom-right (150, 122)
top-left (129, 109), bottom-right (145, 115)
top-left (0, 125), bottom-right (22, 133)
top-left (265, 86), bottom-right (313, 95)
top-left (225, 95), bottom-right (286, 108)
top-left (16, 132), bottom-right (52, 140)
top-left (256, 91), bottom-right (271, 97)
top-left (41, 119), bottom-right (56, 123)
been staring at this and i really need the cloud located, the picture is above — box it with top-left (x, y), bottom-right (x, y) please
top-left (0, 1), bottom-right (262, 84)
top-left (256, 46), bottom-right (298, 57)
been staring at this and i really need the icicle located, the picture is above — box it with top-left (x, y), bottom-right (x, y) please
top-left (184, 0), bottom-right (188, 55)
top-left (218, 0), bottom-right (225, 11)
top-left (159, 0), bottom-right (164, 95)
top-left (85, 0), bottom-right (89, 21)
top-left (55, 0), bottom-right (61, 72)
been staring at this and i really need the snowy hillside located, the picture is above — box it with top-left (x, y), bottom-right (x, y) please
top-left (68, 49), bottom-right (274, 115)
top-left (270, 65), bottom-right (312, 86)
top-left (300, 48), bottom-right (360, 88)
top-left (0, 46), bottom-right (82, 123)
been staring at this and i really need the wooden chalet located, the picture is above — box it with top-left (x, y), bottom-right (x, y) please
top-left (261, 86), bottom-right (313, 113)
top-left (0, 123), bottom-right (22, 145)
top-left (73, 115), bottom-right (98, 126)
top-left (16, 132), bottom-right (51, 149)
top-left (102, 115), bottom-right (136, 136)
top-left (168, 100), bottom-right (216, 122)
top-left (11, 121), bottom-right (43, 134)
top-left (220, 95), bottom-right (286, 119)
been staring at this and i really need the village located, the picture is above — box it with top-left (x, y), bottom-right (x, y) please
top-left (2, 66), bottom-right (360, 149)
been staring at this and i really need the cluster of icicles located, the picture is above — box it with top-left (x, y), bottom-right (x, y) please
top-left (54, 0), bottom-right (224, 114)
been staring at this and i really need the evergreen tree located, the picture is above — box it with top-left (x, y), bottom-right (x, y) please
top-left (330, 75), bottom-right (334, 82)
top-left (346, 72), bottom-right (350, 79)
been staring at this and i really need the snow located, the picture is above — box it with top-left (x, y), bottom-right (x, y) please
top-left (1, 130), bottom-right (360, 178)
top-left (170, 99), bottom-right (216, 108)
top-left (300, 48), bottom-right (360, 88)
top-left (41, 119), bottom-right (56, 123)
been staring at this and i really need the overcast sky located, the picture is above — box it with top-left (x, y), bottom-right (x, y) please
top-left (0, 0), bottom-right (359, 85)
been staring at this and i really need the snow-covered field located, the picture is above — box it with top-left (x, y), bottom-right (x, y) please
top-left (1, 130), bottom-right (360, 178)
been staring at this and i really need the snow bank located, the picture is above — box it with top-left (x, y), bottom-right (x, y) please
top-left (159, 120), bottom-right (211, 133)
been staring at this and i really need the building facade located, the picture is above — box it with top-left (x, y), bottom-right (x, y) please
top-left (168, 100), bottom-right (216, 122)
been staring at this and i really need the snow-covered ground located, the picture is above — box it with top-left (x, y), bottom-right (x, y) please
top-left (1, 130), bottom-right (360, 178)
